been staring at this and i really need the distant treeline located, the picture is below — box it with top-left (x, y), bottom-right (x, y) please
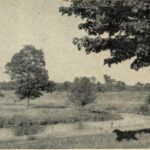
top-left (0, 74), bottom-right (150, 92)
top-left (40, 75), bottom-right (150, 92)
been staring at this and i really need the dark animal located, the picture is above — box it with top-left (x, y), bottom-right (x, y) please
top-left (113, 128), bottom-right (150, 142)
top-left (113, 129), bottom-right (138, 142)
top-left (136, 128), bottom-right (150, 134)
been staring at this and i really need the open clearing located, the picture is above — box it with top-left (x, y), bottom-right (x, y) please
top-left (0, 90), bottom-right (149, 148)
top-left (0, 113), bottom-right (149, 141)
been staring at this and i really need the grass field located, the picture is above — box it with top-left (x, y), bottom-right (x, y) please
top-left (95, 91), bottom-right (149, 112)
top-left (0, 90), bottom-right (149, 148)
top-left (0, 91), bottom-right (122, 127)
top-left (0, 132), bottom-right (150, 149)
top-left (0, 90), bottom-right (149, 112)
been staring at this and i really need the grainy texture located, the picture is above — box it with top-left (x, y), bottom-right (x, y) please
top-left (0, 0), bottom-right (149, 149)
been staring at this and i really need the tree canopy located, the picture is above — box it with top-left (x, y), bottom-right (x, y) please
top-left (5, 45), bottom-right (49, 104)
top-left (59, 0), bottom-right (150, 70)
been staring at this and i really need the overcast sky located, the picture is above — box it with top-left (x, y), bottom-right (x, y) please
top-left (0, 0), bottom-right (149, 85)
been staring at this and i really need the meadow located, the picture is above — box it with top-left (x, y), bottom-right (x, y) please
top-left (0, 91), bottom-right (123, 127)
top-left (0, 133), bottom-right (150, 149)
top-left (0, 90), bottom-right (149, 148)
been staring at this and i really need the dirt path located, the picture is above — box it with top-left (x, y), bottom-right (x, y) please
top-left (0, 113), bottom-right (150, 141)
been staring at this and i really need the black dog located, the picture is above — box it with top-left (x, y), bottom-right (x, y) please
top-left (136, 128), bottom-right (150, 134)
top-left (113, 129), bottom-right (138, 142)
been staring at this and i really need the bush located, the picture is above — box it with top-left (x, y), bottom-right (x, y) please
top-left (0, 91), bottom-right (5, 97)
top-left (69, 77), bottom-right (96, 107)
top-left (11, 115), bottom-right (32, 126)
top-left (90, 111), bottom-right (122, 121)
top-left (0, 118), bottom-right (6, 127)
top-left (139, 105), bottom-right (150, 115)
top-left (14, 125), bottom-right (43, 136)
top-left (146, 95), bottom-right (150, 105)
top-left (32, 104), bottom-right (66, 109)
top-left (138, 95), bottom-right (150, 116)
top-left (27, 135), bottom-right (36, 141)
top-left (0, 108), bottom-right (122, 128)
top-left (0, 115), bottom-right (33, 127)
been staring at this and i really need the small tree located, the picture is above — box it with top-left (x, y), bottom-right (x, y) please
top-left (5, 45), bottom-right (49, 107)
top-left (116, 81), bottom-right (126, 91)
top-left (45, 80), bottom-right (56, 93)
top-left (69, 77), bottom-right (96, 109)
top-left (69, 77), bottom-right (96, 128)
top-left (103, 74), bottom-right (116, 91)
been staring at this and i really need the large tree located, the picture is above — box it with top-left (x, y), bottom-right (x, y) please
top-left (59, 0), bottom-right (150, 70)
top-left (5, 45), bottom-right (49, 107)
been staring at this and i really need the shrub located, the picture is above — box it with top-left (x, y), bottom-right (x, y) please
top-left (146, 95), bottom-right (150, 105)
top-left (32, 104), bottom-right (66, 109)
top-left (0, 118), bottom-right (5, 127)
top-left (139, 105), bottom-right (150, 115)
top-left (14, 125), bottom-right (43, 136)
top-left (0, 91), bottom-right (5, 97)
top-left (27, 135), bottom-right (36, 141)
top-left (69, 77), bottom-right (96, 108)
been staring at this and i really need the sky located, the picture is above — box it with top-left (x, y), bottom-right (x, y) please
top-left (0, 0), bottom-right (149, 85)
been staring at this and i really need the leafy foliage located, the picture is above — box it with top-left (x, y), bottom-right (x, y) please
top-left (146, 95), bottom-right (150, 104)
top-left (44, 81), bottom-right (57, 93)
top-left (69, 77), bottom-right (96, 107)
top-left (59, 0), bottom-right (150, 70)
top-left (0, 91), bottom-right (4, 97)
top-left (14, 125), bottom-right (43, 136)
top-left (0, 81), bottom-right (17, 90)
top-left (5, 45), bottom-right (49, 101)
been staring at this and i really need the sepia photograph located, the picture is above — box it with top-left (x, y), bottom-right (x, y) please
top-left (0, 0), bottom-right (149, 148)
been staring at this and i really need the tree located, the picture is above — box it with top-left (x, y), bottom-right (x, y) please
top-left (134, 82), bottom-right (145, 91)
top-left (90, 76), bottom-right (96, 83)
top-left (45, 80), bottom-right (56, 93)
top-left (59, 0), bottom-right (150, 70)
top-left (0, 81), bottom-right (16, 90)
top-left (69, 77), bottom-right (96, 108)
top-left (104, 74), bottom-right (112, 84)
top-left (96, 81), bottom-right (105, 92)
top-left (61, 81), bottom-right (72, 92)
top-left (116, 81), bottom-right (126, 91)
top-left (5, 45), bottom-right (49, 107)
top-left (103, 74), bottom-right (117, 91)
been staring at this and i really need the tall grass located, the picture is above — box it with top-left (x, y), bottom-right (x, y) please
top-left (0, 90), bottom-right (148, 127)
top-left (0, 108), bottom-right (121, 127)
top-left (14, 125), bottom-right (43, 136)
top-left (0, 133), bottom-right (150, 148)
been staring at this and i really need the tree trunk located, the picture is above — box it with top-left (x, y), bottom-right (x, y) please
top-left (27, 98), bottom-right (30, 108)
